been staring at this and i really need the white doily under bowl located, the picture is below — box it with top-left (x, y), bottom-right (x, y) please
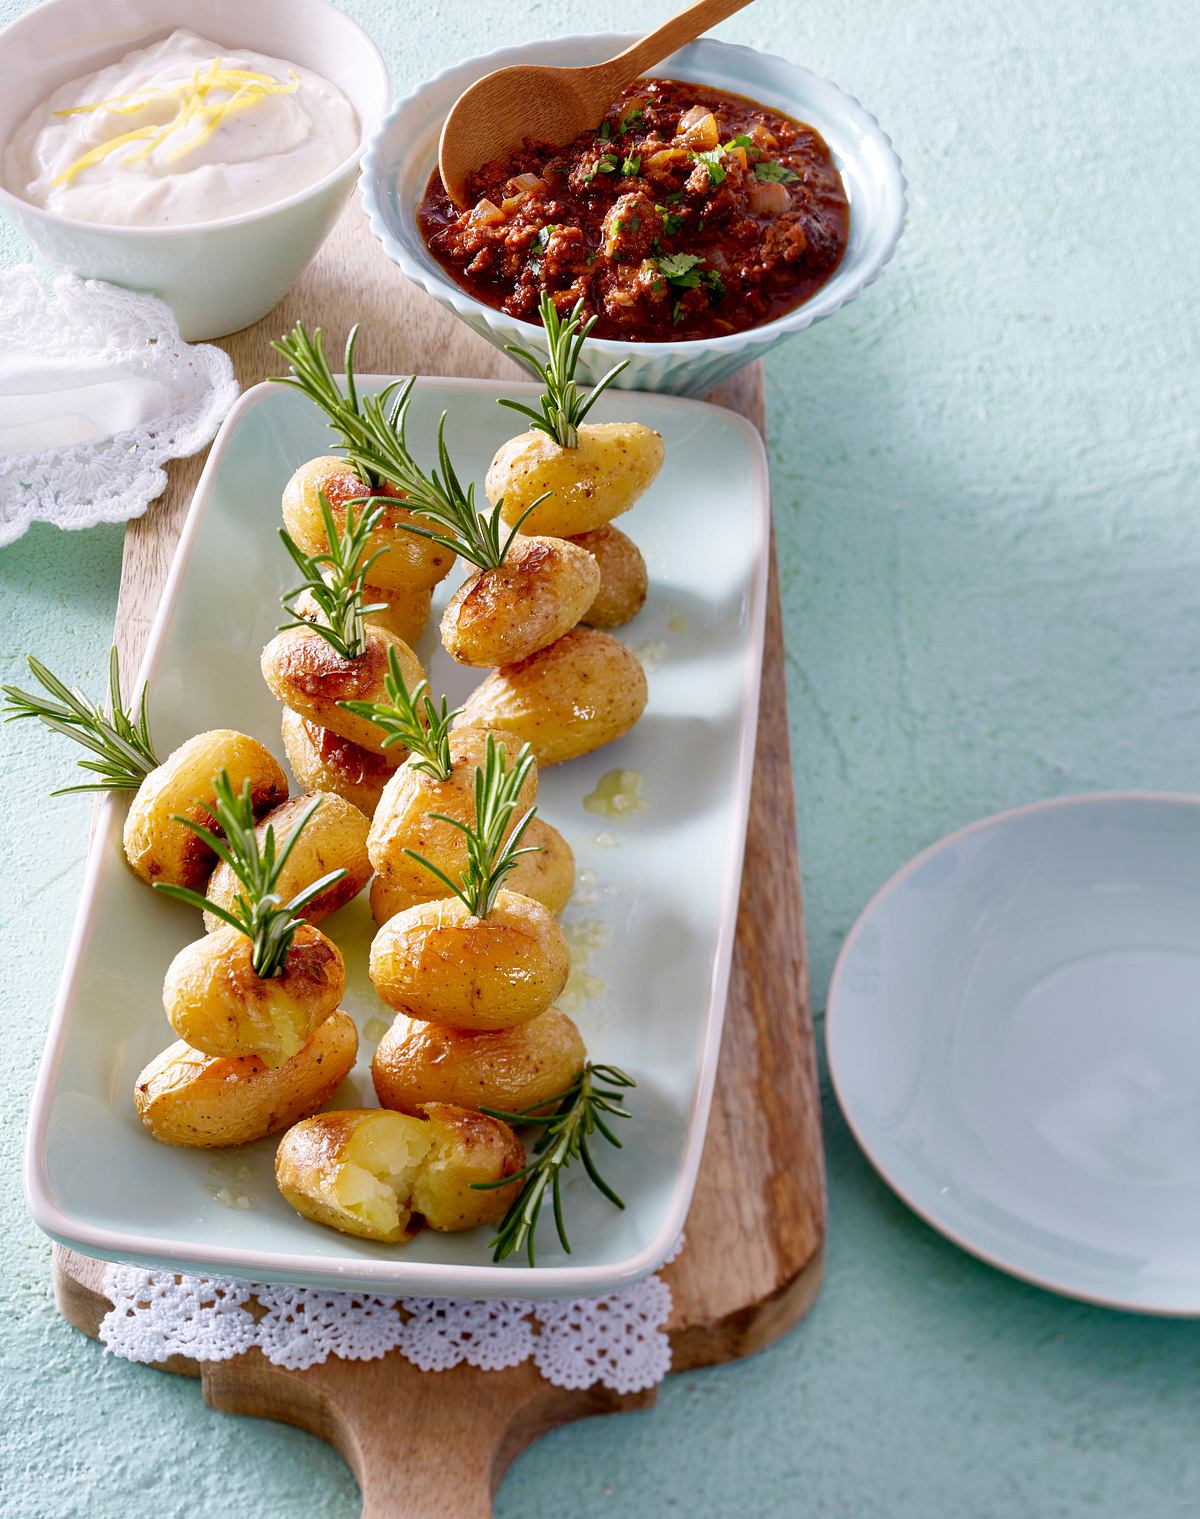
top-left (0, 265), bottom-right (238, 548)
top-left (98, 1246), bottom-right (683, 1396)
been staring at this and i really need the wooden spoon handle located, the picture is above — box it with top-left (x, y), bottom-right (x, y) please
top-left (599, 0), bottom-right (756, 94)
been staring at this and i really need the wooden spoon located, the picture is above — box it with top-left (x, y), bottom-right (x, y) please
top-left (438, 0), bottom-right (755, 209)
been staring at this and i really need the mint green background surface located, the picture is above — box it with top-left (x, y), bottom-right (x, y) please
top-left (3, 1), bottom-right (1198, 1514)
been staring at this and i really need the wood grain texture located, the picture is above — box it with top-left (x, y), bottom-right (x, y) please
top-left (57, 201), bottom-right (823, 1517)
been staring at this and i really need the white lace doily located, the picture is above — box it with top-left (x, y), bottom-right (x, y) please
top-left (98, 1248), bottom-right (682, 1395)
top-left (0, 265), bottom-right (238, 547)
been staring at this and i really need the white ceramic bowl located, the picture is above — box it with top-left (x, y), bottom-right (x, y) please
top-left (827, 794), bottom-right (1200, 1315)
top-left (361, 34), bottom-right (907, 396)
top-left (0, 0), bottom-right (389, 340)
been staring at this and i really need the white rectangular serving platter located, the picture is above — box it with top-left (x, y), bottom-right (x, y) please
top-left (25, 376), bottom-right (769, 1300)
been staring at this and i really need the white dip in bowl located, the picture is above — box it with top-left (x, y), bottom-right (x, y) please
top-left (5, 29), bottom-right (359, 229)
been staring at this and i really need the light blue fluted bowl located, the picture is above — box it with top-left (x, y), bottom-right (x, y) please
top-left (359, 34), bottom-right (907, 396)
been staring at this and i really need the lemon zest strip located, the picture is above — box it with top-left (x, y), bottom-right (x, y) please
top-left (50, 57), bottom-right (299, 187)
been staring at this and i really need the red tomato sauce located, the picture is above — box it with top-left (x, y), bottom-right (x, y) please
top-left (418, 78), bottom-right (851, 344)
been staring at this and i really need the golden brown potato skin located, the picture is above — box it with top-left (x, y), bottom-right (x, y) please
top-left (274, 1104), bottom-right (522, 1241)
top-left (367, 726), bottom-right (536, 897)
top-left (262, 625), bottom-right (425, 754)
top-left (455, 628), bottom-right (648, 767)
top-left (281, 709), bottom-right (400, 816)
top-left (369, 889), bottom-right (569, 1030)
top-left (134, 1012), bottom-right (358, 1148)
top-left (204, 792), bottom-right (371, 931)
top-left (440, 535), bottom-right (600, 667)
top-left (572, 525), bottom-right (648, 629)
top-left (412, 1102), bottom-right (525, 1232)
top-left (373, 1008), bottom-right (585, 1118)
top-left (283, 457), bottom-right (454, 592)
top-left (123, 730), bottom-right (288, 888)
top-left (370, 818), bottom-right (574, 923)
top-left (163, 922), bottom-right (344, 1066)
top-left (295, 582), bottom-right (433, 650)
top-left (487, 423), bottom-right (665, 536)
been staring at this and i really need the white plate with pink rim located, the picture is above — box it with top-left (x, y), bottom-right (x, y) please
top-left (25, 374), bottom-right (769, 1300)
top-left (827, 792), bottom-right (1200, 1315)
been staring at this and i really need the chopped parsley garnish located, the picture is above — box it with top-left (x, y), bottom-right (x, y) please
top-left (692, 148), bottom-right (726, 187)
top-left (618, 105), bottom-right (644, 133)
top-left (528, 224), bottom-right (556, 274)
top-left (621, 153), bottom-right (641, 176)
top-left (665, 190), bottom-right (684, 204)
top-left (655, 252), bottom-right (704, 290)
top-left (598, 120), bottom-right (612, 141)
top-left (755, 160), bottom-right (798, 184)
top-left (704, 269), bottom-right (726, 302)
top-left (724, 133), bottom-right (754, 150)
top-left (672, 299), bottom-right (685, 326)
top-left (585, 153), bottom-right (620, 182)
top-left (655, 202), bottom-right (687, 236)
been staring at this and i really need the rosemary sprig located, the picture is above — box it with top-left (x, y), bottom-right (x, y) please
top-left (2, 647), bottom-right (159, 794)
top-left (152, 772), bottom-right (345, 978)
top-left (367, 408), bottom-right (547, 571)
top-left (278, 494), bottom-right (388, 660)
top-left (341, 382), bottom-right (546, 572)
top-left (273, 322), bottom-right (542, 571)
top-left (404, 735), bottom-right (537, 916)
top-left (271, 322), bottom-right (377, 486)
top-left (499, 292), bottom-right (629, 449)
top-left (473, 1063), bottom-right (636, 1264)
top-left (337, 646), bottom-right (460, 780)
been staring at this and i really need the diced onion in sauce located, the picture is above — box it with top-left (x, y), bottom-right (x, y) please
top-left (471, 197), bottom-right (503, 225)
top-left (749, 179), bottom-right (790, 217)
top-left (677, 106), bottom-right (719, 148)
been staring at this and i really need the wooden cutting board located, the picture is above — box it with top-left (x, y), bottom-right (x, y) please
top-left (52, 203), bottom-right (825, 1519)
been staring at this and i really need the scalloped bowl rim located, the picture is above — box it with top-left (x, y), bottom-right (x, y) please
top-left (359, 32), bottom-right (908, 361)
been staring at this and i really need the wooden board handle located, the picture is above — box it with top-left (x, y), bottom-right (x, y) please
top-left (201, 1354), bottom-right (655, 1518)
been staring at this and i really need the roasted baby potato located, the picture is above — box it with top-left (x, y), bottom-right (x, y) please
top-left (164, 922), bottom-right (344, 1067)
top-left (369, 888), bottom-right (569, 1030)
top-left (372, 1008), bottom-right (585, 1118)
top-left (367, 726), bottom-right (536, 897)
top-left (572, 524), bottom-right (648, 628)
top-left (486, 422), bottom-right (665, 536)
top-left (274, 1104), bottom-right (523, 1241)
top-left (281, 709), bottom-right (400, 816)
top-left (410, 1103), bottom-right (525, 1233)
top-left (134, 1012), bottom-right (358, 1148)
top-left (455, 629), bottom-right (648, 767)
top-left (295, 582), bottom-right (433, 651)
top-left (124, 730), bottom-right (288, 888)
top-left (440, 535), bottom-right (599, 667)
top-left (283, 457), bottom-right (455, 592)
top-left (204, 792), bottom-right (371, 931)
top-left (261, 625), bottom-right (425, 755)
top-left (369, 818), bottom-right (574, 922)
